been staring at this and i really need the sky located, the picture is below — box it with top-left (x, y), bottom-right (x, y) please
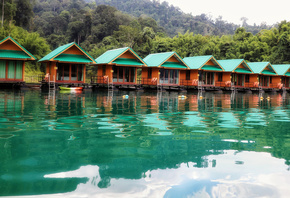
top-left (163, 0), bottom-right (290, 25)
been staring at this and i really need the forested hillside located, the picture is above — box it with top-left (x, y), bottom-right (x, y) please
top-left (0, 0), bottom-right (290, 74)
top-left (92, 0), bottom-right (274, 36)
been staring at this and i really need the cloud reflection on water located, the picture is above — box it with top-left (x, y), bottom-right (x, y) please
top-left (42, 151), bottom-right (290, 198)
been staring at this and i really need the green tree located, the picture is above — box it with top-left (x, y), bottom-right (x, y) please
top-left (0, 0), bottom-right (16, 27)
top-left (14, 0), bottom-right (34, 29)
top-left (0, 25), bottom-right (51, 72)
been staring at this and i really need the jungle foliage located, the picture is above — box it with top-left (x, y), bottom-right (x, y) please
top-left (0, 0), bottom-right (290, 73)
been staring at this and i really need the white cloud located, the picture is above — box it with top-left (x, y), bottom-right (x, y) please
top-left (163, 0), bottom-right (290, 25)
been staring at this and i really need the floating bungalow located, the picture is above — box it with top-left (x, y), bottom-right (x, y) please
top-left (26, 42), bottom-right (290, 93)
top-left (92, 47), bottom-right (147, 89)
top-left (183, 55), bottom-right (224, 88)
top-left (0, 36), bottom-right (36, 88)
top-left (39, 42), bottom-right (95, 89)
top-left (142, 52), bottom-right (189, 89)
top-left (272, 64), bottom-right (290, 89)
top-left (247, 62), bottom-right (279, 90)
top-left (217, 59), bottom-right (253, 89)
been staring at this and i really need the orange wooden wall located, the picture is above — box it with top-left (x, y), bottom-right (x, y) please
top-left (141, 68), bottom-right (159, 79)
top-left (272, 76), bottom-right (281, 85)
top-left (63, 46), bottom-right (83, 55)
top-left (223, 72), bottom-right (231, 82)
top-left (191, 70), bottom-right (198, 80)
top-left (141, 67), bottom-right (149, 79)
top-left (179, 70), bottom-right (186, 81)
top-left (205, 60), bottom-right (215, 66)
top-left (249, 74), bottom-right (259, 84)
top-left (0, 40), bottom-right (22, 51)
top-left (119, 51), bottom-right (136, 59)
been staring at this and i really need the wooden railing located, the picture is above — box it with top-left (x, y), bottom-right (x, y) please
top-left (90, 77), bottom-right (288, 90)
top-left (91, 76), bottom-right (107, 84)
top-left (180, 79), bottom-right (193, 86)
top-left (139, 78), bottom-right (158, 85)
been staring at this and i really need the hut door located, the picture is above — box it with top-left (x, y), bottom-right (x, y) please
top-left (231, 74), bottom-right (236, 85)
top-left (130, 67), bottom-right (135, 83)
top-left (113, 66), bottom-right (117, 82)
top-left (198, 71), bottom-right (203, 82)
top-left (237, 74), bottom-right (243, 86)
top-left (159, 69), bottom-right (164, 84)
top-left (204, 72), bottom-right (214, 85)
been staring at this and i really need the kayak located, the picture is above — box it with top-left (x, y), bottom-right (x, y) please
top-left (59, 86), bottom-right (83, 91)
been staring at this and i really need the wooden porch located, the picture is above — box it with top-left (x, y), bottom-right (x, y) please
top-left (90, 76), bottom-right (141, 90)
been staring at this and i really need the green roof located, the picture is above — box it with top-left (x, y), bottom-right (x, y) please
top-left (0, 36), bottom-right (36, 60)
top-left (286, 72), bottom-right (290, 77)
top-left (39, 42), bottom-right (95, 63)
top-left (235, 68), bottom-right (252, 74)
top-left (54, 54), bottom-right (93, 63)
top-left (144, 51), bottom-right (188, 69)
top-left (95, 47), bottom-right (146, 66)
top-left (247, 62), bottom-right (276, 75)
top-left (217, 59), bottom-right (252, 73)
top-left (183, 55), bottom-right (223, 71)
top-left (272, 64), bottom-right (290, 75)
top-left (161, 62), bottom-right (188, 69)
top-left (262, 70), bottom-right (276, 75)
top-left (0, 49), bottom-right (32, 59)
top-left (112, 58), bottom-right (144, 66)
top-left (202, 65), bottom-right (223, 71)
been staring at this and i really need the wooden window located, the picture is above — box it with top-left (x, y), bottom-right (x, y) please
top-left (159, 69), bottom-right (179, 84)
top-left (0, 60), bottom-right (5, 79)
top-left (217, 73), bottom-right (223, 82)
top-left (71, 64), bottom-right (77, 81)
top-left (130, 67), bottom-right (135, 82)
top-left (245, 74), bottom-right (249, 83)
top-left (113, 66), bottom-right (118, 82)
top-left (237, 74), bottom-right (243, 86)
top-left (119, 67), bottom-right (124, 82)
top-left (77, 65), bottom-right (83, 81)
top-left (148, 68), bottom-right (152, 79)
top-left (186, 70), bottom-right (190, 80)
top-left (8, 61), bottom-right (15, 79)
top-left (57, 63), bottom-right (83, 82)
top-left (102, 65), bottom-right (106, 76)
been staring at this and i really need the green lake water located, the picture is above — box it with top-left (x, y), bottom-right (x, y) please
top-left (0, 89), bottom-right (290, 198)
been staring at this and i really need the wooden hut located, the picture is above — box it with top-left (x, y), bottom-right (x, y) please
top-left (272, 64), bottom-right (290, 90)
top-left (39, 42), bottom-right (95, 89)
top-left (93, 47), bottom-right (146, 89)
top-left (217, 59), bottom-right (253, 89)
top-left (183, 55), bottom-right (224, 87)
top-left (0, 36), bottom-right (36, 87)
top-left (247, 62), bottom-right (278, 89)
top-left (142, 52), bottom-right (189, 89)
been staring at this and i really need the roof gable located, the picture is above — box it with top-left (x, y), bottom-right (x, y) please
top-left (144, 52), bottom-right (189, 69)
top-left (95, 47), bottom-right (146, 66)
top-left (248, 62), bottom-right (277, 75)
top-left (39, 42), bottom-right (95, 64)
top-left (0, 36), bottom-right (36, 60)
top-left (271, 64), bottom-right (290, 76)
top-left (183, 55), bottom-right (223, 71)
top-left (218, 59), bottom-right (252, 73)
